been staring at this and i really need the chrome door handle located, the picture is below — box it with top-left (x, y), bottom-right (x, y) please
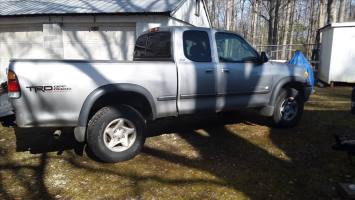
top-left (222, 68), bottom-right (230, 73)
top-left (205, 69), bottom-right (215, 73)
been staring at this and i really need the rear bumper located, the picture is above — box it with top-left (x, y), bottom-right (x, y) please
top-left (0, 92), bottom-right (14, 118)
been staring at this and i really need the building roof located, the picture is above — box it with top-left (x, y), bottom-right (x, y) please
top-left (0, 0), bottom-right (186, 16)
top-left (319, 22), bottom-right (355, 31)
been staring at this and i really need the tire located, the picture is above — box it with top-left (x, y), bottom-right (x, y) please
top-left (87, 105), bottom-right (146, 163)
top-left (273, 88), bottom-right (304, 128)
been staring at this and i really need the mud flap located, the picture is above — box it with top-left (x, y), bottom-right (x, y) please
top-left (0, 82), bottom-right (15, 126)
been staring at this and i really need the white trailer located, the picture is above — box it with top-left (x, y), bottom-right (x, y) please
top-left (319, 22), bottom-right (355, 84)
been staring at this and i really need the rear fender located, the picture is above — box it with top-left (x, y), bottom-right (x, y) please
top-left (74, 83), bottom-right (156, 142)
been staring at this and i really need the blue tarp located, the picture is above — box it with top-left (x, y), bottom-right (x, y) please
top-left (288, 51), bottom-right (315, 90)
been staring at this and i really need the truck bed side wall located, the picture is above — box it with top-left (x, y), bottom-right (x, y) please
top-left (10, 60), bottom-right (178, 127)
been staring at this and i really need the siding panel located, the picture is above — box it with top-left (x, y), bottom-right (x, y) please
top-left (62, 23), bottom-right (136, 60)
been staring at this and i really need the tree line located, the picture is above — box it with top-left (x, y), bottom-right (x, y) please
top-left (204, 0), bottom-right (355, 59)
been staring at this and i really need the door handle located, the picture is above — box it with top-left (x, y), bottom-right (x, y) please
top-left (205, 69), bottom-right (215, 73)
top-left (222, 68), bottom-right (230, 73)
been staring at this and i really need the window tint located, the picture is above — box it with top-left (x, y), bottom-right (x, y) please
top-left (134, 34), bottom-right (148, 59)
top-left (134, 32), bottom-right (172, 61)
top-left (183, 30), bottom-right (212, 62)
top-left (215, 32), bottom-right (259, 63)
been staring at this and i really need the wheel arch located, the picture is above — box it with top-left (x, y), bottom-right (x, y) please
top-left (270, 76), bottom-right (308, 106)
top-left (74, 83), bottom-right (156, 142)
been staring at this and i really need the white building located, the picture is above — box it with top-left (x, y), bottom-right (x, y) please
top-left (0, 0), bottom-right (211, 81)
top-left (319, 22), bottom-right (355, 84)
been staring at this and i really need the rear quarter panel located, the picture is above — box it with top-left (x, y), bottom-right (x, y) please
top-left (10, 60), bottom-right (177, 127)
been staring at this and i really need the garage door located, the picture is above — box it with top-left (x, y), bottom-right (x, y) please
top-left (62, 23), bottom-right (136, 61)
top-left (0, 24), bottom-right (47, 81)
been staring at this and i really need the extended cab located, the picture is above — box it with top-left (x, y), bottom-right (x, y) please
top-left (8, 26), bottom-right (312, 162)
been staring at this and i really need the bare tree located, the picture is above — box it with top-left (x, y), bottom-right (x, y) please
top-left (338, 0), bottom-right (347, 22)
top-left (203, 0), bottom-right (352, 60)
top-left (251, 0), bottom-right (259, 46)
top-left (287, 0), bottom-right (297, 59)
top-left (272, 0), bottom-right (281, 45)
top-left (281, 1), bottom-right (292, 59)
top-left (327, 0), bottom-right (338, 24)
top-left (225, 0), bottom-right (236, 30)
top-left (319, 0), bottom-right (327, 28)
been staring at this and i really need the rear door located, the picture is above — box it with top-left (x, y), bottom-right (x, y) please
top-left (133, 31), bottom-right (178, 118)
top-left (177, 30), bottom-right (219, 114)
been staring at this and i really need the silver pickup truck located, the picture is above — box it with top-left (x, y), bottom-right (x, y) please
top-left (8, 26), bottom-right (311, 162)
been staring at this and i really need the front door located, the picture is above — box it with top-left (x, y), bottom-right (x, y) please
top-left (215, 32), bottom-right (272, 110)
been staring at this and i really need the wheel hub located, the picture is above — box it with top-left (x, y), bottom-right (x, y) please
top-left (103, 118), bottom-right (137, 152)
top-left (280, 97), bottom-right (299, 121)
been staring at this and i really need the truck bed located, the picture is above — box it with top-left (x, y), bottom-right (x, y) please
top-left (9, 59), bottom-right (178, 127)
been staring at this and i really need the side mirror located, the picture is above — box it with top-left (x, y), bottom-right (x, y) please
top-left (260, 52), bottom-right (269, 63)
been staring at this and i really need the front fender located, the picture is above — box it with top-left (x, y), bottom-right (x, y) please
top-left (260, 76), bottom-right (309, 117)
top-left (270, 76), bottom-right (309, 106)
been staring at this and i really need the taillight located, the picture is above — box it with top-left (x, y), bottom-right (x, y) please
top-left (7, 70), bottom-right (21, 98)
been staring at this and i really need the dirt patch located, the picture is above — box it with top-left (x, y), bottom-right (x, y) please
top-left (0, 87), bottom-right (354, 199)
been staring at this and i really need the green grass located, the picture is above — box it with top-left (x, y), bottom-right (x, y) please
top-left (0, 87), bottom-right (354, 200)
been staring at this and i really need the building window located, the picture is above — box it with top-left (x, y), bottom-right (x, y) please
top-left (195, 0), bottom-right (200, 16)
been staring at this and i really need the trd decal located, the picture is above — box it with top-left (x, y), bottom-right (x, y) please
top-left (26, 85), bottom-right (72, 93)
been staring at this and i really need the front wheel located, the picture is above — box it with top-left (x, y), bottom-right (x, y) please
top-left (87, 105), bottom-right (146, 163)
top-left (273, 88), bottom-right (304, 128)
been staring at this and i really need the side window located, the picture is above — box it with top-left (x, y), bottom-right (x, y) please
top-left (134, 35), bottom-right (148, 59)
top-left (215, 32), bottom-right (259, 63)
top-left (134, 32), bottom-right (172, 61)
top-left (183, 30), bottom-right (212, 62)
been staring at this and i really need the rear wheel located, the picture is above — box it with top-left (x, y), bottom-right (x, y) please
top-left (87, 105), bottom-right (146, 163)
top-left (273, 88), bottom-right (304, 128)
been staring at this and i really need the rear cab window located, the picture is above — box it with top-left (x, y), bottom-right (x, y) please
top-left (134, 31), bottom-right (172, 61)
top-left (183, 30), bottom-right (212, 62)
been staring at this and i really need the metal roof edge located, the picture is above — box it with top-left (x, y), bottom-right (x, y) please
top-left (319, 22), bottom-right (355, 31)
top-left (201, 0), bottom-right (212, 27)
top-left (0, 12), bottom-right (171, 18)
top-left (168, 15), bottom-right (193, 26)
top-left (170, 0), bottom-right (188, 16)
top-left (330, 22), bottom-right (355, 28)
top-left (170, 0), bottom-right (211, 27)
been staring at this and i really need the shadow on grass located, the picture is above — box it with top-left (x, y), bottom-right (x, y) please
top-left (14, 127), bottom-right (84, 155)
top-left (143, 110), bottom-right (355, 199)
top-left (0, 152), bottom-right (54, 200)
top-left (0, 128), bottom-right (85, 199)
top-left (1, 109), bottom-right (354, 199)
